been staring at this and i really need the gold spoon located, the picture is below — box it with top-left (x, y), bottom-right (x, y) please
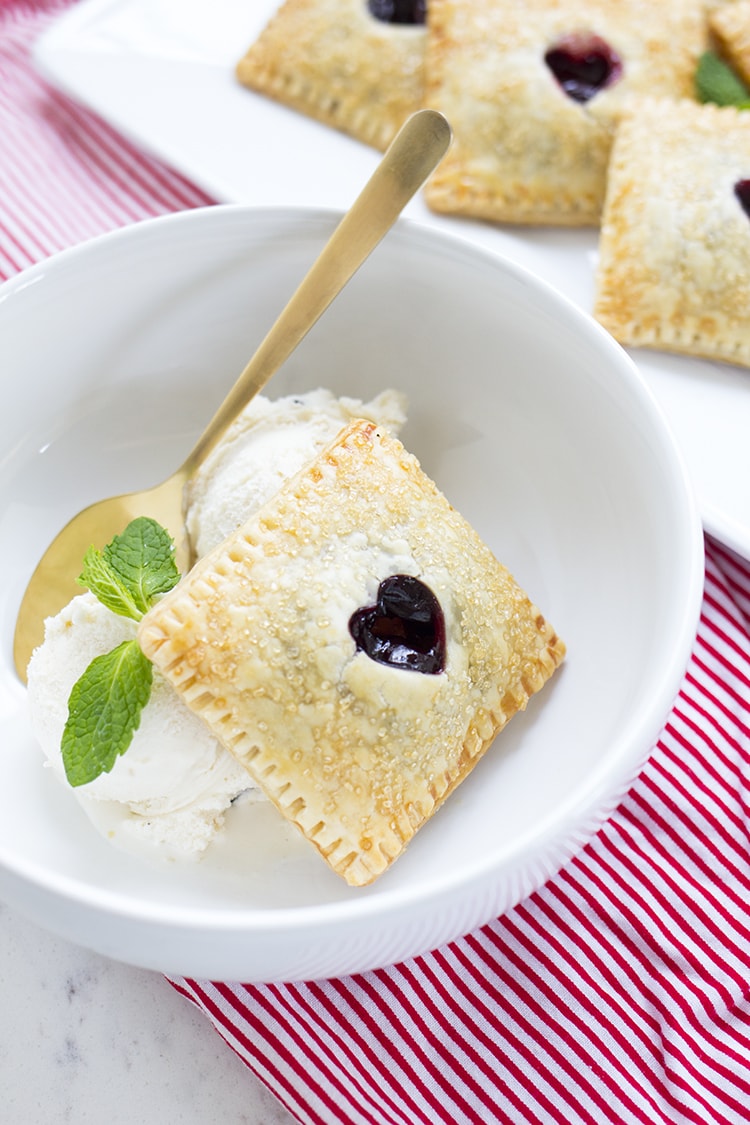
top-left (13, 109), bottom-right (452, 681)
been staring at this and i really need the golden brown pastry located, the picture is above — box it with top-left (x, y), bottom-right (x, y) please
top-left (236, 0), bottom-right (427, 151)
top-left (423, 0), bottom-right (706, 226)
top-left (139, 420), bottom-right (565, 886)
top-left (710, 0), bottom-right (750, 86)
top-left (594, 97), bottom-right (750, 366)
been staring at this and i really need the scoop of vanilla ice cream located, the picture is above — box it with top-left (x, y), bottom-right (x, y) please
top-left (27, 592), bottom-right (254, 856)
top-left (27, 387), bottom-right (407, 860)
top-left (185, 387), bottom-right (407, 558)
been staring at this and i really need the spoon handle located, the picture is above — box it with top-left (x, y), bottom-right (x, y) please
top-left (181, 108), bottom-right (452, 476)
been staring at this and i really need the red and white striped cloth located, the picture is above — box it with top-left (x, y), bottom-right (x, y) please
top-left (170, 542), bottom-right (750, 1125)
top-left (4, 4), bottom-right (750, 1123)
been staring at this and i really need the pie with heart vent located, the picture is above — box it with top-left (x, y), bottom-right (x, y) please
top-left (423, 0), bottom-right (705, 225)
top-left (594, 97), bottom-right (750, 366)
top-left (235, 0), bottom-right (427, 151)
top-left (138, 420), bottom-right (565, 886)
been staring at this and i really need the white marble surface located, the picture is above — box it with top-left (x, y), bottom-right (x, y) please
top-left (0, 901), bottom-right (297, 1125)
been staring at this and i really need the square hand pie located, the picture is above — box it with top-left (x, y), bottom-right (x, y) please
top-left (138, 420), bottom-right (565, 886)
top-left (710, 1), bottom-right (750, 86)
top-left (236, 0), bottom-right (426, 152)
top-left (423, 0), bottom-right (706, 226)
top-left (594, 98), bottom-right (750, 366)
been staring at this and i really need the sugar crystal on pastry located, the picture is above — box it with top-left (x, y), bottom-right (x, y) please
top-left (138, 419), bottom-right (565, 886)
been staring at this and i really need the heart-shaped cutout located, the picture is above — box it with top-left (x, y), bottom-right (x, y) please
top-left (545, 32), bottom-right (622, 103)
top-left (367, 0), bottom-right (426, 25)
top-left (349, 575), bottom-right (446, 674)
top-left (735, 179), bottom-right (750, 218)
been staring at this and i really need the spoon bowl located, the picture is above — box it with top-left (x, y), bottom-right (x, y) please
top-left (12, 109), bottom-right (451, 680)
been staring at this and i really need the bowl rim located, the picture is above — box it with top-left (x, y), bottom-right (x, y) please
top-left (0, 203), bottom-right (705, 938)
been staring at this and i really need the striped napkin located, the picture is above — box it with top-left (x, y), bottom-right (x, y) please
top-left (4, 4), bottom-right (750, 1123)
top-left (169, 542), bottom-right (750, 1125)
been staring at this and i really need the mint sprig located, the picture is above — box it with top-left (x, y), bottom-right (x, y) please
top-left (62, 517), bottom-right (180, 788)
top-left (696, 51), bottom-right (750, 109)
top-left (80, 516), bottom-right (180, 619)
top-left (62, 641), bottom-right (153, 787)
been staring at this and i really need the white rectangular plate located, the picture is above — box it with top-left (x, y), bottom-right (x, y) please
top-left (33, 0), bottom-right (750, 560)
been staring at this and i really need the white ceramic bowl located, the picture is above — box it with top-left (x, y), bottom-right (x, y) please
top-left (0, 206), bottom-right (703, 982)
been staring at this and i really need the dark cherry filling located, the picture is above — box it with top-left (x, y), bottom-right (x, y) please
top-left (349, 575), bottom-right (446, 675)
top-left (367, 0), bottom-right (427, 25)
top-left (544, 32), bottom-right (622, 103)
top-left (735, 179), bottom-right (750, 218)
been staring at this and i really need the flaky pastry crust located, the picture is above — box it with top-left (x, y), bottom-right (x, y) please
top-left (710, 0), bottom-right (750, 86)
top-left (139, 421), bottom-right (564, 886)
top-left (236, 0), bottom-right (426, 151)
top-left (594, 97), bottom-right (750, 366)
top-left (423, 0), bottom-right (706, 226)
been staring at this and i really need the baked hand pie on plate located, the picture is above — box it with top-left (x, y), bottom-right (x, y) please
top-left (423, 0), bottom-right (705, 225)
top-left (139, 420), bottom-right (565, 886)
top-left (236, 0), bottom-right (427, 151)
top-left (594, 97), bottom-right (750, 367)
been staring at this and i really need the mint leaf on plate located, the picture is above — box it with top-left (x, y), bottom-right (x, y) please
top-left (696, 51), bottom-right (750, 108)
top-left (79, 516), bottom-right (180, 620)
top-left (62, 639), bottom-right (153, 787)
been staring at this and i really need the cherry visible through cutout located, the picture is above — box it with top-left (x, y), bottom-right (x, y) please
top-left (545, 32), bottom-right (622, 103)
top-left (367, 0), bottom-right (427, 25)
top-left (349, 575), bottom-right (446, 675)
top-left (735, 179), bottom-right (750, 218)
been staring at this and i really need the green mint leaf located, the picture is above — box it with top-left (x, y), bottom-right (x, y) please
top-left (79, 544), bottom-right (144, 620)
top-left (103, 516), bottom-right (180, 614)
top-left (696, 51), bottom-right (750, 107)
top-left (78, 517), bottom-right (180, 620)
top-left (65, 518), bottom-right (179, 780)
top-left (62, 640), bottom-right (153, 787)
